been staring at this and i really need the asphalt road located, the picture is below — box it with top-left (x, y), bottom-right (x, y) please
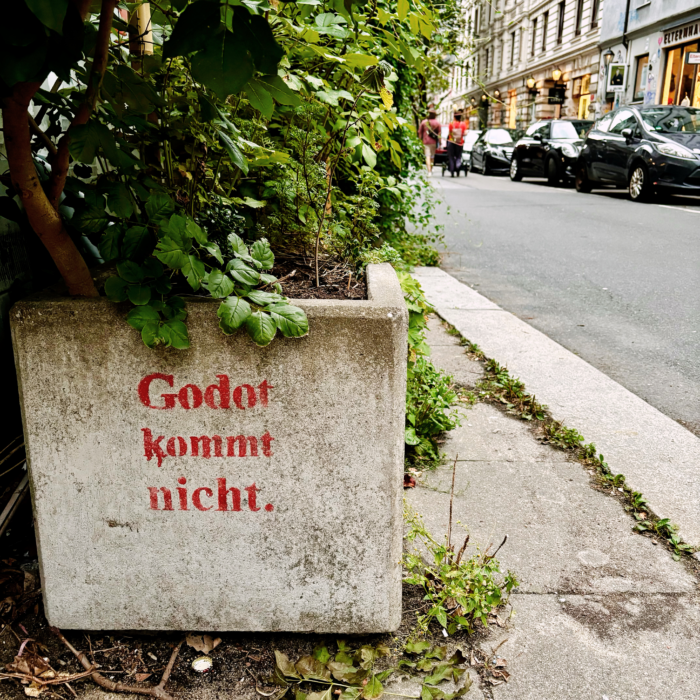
top-left (431, 170), bottom-right (700, 436)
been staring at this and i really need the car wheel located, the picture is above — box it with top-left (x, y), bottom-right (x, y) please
top-left (546, 157), bottom-right (560, 186)
top-left (629, 163), bottom-right (653, 202)
top-left (510, 158), bottom-right (522, 181)
top-left (575, 162), bottom-right (592, 193)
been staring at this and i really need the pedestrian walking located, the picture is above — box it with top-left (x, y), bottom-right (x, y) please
top-left (447, 111), bottom-right (467, 177)
top-left (418, 109), bottom-right (441, 176)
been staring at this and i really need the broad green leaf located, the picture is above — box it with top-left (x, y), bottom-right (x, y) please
top-left (361, 676), bottom-right (383, 700)
top-left (260, 273), bottom-right (277, 285)
top-left (268, 304), bottom-right (309, 338)
top-left (397, 0), bottom-right (409, 21)
top-left (245, 310), bottom-right (277, 346)
top-left (159, 214), bottom-right (191, 249)
top-left (25, 0), bottom-right (68, 34)
top-left (161, 320), bottom-right (190, 349)
top-left (258, 75), bottom-right (301, 107)
top-left (186, 220), bottom-right (207, 245)
top-left (246, 290), bottom-right (283, 306)
top-left (191, 29), bottom-right (255, 98)
top-left (405, 641), bottom-right (432, 655)
top-left (182, 255), bottom-right (206, 290)
top-left (312, 646), bottom-right (330, 664)
top-left (425, 646), bottom-right (447, 661)
top-left (234, 6), bottom-right (284, 75)
top-left (103, 182), bottom-right (133, 218)
top-left (153, 276), bottom-right (172, 294)
top-left (162, 1), bottom-right (221, 58)
top-left (203, 270), bottom-right (235, 298)
top-left (251, 238), bottom-right (274, 270)
top-left (69, 121), bottom-right (118, 164)
top-left (314, 13), bottom-right (349, 39)
top-left (434, 606), bottom-right (448, 628)
top-left (343, 53), bottom-right (379, 69)
top-left (227, 258), bottom-right (260, 286)
top-left (146, 192), bottom-right (175, 222)
top-left (218, 131), bottom-right (249, 174)
top-left (104, 275), bottom-right (128, 302)
top-left (122, 226), bottom-right (150, 259)
top-left (242, 196), bottom-right (266, 209)
top-left (117, 260), bottom-right (144, 283)
top-left (162, 295), bottom-right (187, 321)
top-left (327, 661), bottom-right (358, 682)
top-left (405, 426), bottom-right (420, 445)
top-left (245, 79), bottom-right (274, 119)
top-left (227, 232), bottom-right (248, 256)
top-left (155, 237), bottom-right (189, 269)
top-left (339, 689), bottom-right (361, 700)
top-left (361, 143), bottom-right (377, 168)
top-left (217, 296), bottom-right (252, 334)
top-left (98, 226), bottom-right (122, 261)
top-left (109, 64), bottom-right (162, 114)
top-left (316, 88), bottom-right (353, 106)
top-left (202, 241), bottom-right (224, 264)
top-left (126, 305), bottom-right (160, 331)
top-left (127, 284), bottom-right (152, 306)
top-left (141, 321), bottom-right (161, 348)
top-left (74, 204), bottom-right (109, 233)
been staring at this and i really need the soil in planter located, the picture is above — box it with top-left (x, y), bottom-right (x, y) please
top-left (270, 254), bottom-right (367, 301)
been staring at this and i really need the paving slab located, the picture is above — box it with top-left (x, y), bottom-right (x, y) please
top-left (413, 267), bottom-right (700, 547)
top-left (485, 593), bottom-right (700, 700)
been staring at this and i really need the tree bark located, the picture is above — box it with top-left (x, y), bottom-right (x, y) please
top-left (2, 83), bottom-right (99, 298)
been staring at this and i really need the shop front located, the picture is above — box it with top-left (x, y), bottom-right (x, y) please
top-left (660, 20), bottom-right (700, 106)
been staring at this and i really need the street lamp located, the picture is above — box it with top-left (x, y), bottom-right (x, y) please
top-left (552, 68), bottom-right (562, 83)
top-left (526, 77), bottom-right (536, 90)
top-left (470, 96), bottom-right (476, 107)
top-left (603, 48), bottom-right (614, 66)
top-left (494, 89), bottom-right (501, 99)
top-left (481, 94), bottom-right (488, 102)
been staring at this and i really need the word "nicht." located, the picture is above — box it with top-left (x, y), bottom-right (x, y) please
top-left (138, 373), bottom-right (272, 410)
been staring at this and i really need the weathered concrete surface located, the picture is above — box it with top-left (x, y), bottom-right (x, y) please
top-left (10, 264), bottom-right (407, 632)
top-left (414, 267), bottom-right (700, 547)
top-left (406, 318), bottom-right (700, 699)
top-left (486, 593), bottom-right (700, 700)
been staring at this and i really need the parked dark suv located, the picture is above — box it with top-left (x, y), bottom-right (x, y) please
top-left (510, 119), bottom-right (593, 185)
top-left (575, 105), bottom-right (700, 201)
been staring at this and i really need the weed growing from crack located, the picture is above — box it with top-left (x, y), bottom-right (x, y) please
top-left (440, 321), bottom-right (698, 563)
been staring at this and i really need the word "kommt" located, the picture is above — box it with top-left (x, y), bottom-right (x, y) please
top-left (138, 374), bottom-right (272, 410)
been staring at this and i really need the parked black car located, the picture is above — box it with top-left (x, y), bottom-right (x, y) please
top-left (510, 119), bottom-right (593, 185)
top-left (470, 129), bottom-right (515, 175)
top-left (575, 105), bottom-right (700, 202)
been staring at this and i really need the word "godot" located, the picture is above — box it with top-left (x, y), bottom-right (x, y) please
top-left (138, 373), bottom-right (272, 410)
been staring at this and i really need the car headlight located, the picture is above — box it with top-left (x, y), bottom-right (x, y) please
top-left (561, 144), bottom-right (579, 158)
top-left (656, 142), bottom-right (696, 160)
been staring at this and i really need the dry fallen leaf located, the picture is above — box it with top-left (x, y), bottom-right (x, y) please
top-left (403, 474), bottom-right (416, 489)
top-left (24, 688), bottom-right (41, 698)
top-left (135, 673), bottom-right (152, 682)
top-left (186, 634), bottom-right (222, 654)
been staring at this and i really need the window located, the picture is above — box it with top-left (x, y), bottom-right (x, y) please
top-left (510, 31), bottom-right (516, 66)
top-left (485, 48), bottom-right (490, 78)
top-left (526, 122), bottom-right (550, 138)
top-left (531, 19), bottom-right (537, 57)
top-left (596, 112), bottom-right (614, 132)
top-left (557, 1), bottom-right (565, 44)
top-left (590, 0), bottom-right (600, 28)
top-left (474, 8), bottom-right (480, 37)
top-left (634, 55), bottom-right (649, 102)
top-left (541, 11), bottom-right (549, 51)
top-left (609, 109), bottom-right (638, 134)
top-left (575, 0), bottom-right (584, 36)
top-left (487, 129), bottom-right (514, 145)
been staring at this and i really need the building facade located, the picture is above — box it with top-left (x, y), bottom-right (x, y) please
top-left (600, 0), bottom-right (700, 109)
top-left (441, 0), bottom-right (605, 130)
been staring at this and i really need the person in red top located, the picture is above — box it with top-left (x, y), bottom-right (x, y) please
top-left (446, 111), bottom-right (468, 177)
top-left (418, 108), bottom-right (441, 176)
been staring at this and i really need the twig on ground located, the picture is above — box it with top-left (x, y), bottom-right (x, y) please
top-left (263, 269), bottom-right (296, 289)
top-left (446, 455), bottom-right (458, 552)
top-left (51, 628), bottom-right (181, 699)
top-left (485, 535), bottom-right (508, 562)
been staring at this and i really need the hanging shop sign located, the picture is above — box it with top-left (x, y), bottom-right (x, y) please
top-left (663, 21), bottom-right (700, 47)
top-left (548, 87), bottom-right (565, 104)
top-left (686, 52), bottom-right (700, 64)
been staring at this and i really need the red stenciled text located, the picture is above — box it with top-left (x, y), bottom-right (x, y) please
top-left (138, 373), bottom-right (273, 411)
top-left (148, 478), bottom-right (273, 512)
top-left (142, 429), bottom-right (274, 468)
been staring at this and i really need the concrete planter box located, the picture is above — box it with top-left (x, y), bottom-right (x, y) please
top-left (10, 263), bottom-right (407, 632)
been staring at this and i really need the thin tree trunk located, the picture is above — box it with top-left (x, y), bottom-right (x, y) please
top-left (2, 83), bottom-right (98, 298)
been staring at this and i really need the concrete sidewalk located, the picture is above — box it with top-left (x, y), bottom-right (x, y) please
top-left (412, 267), bottom-right (700, 549)
top-left (407, 314), bottom-right (700, 700)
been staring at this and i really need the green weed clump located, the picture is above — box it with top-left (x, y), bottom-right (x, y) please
top-left (399, 273), bottom-right (462, 462)
top-left (403, 506), bottom-right (518, 636)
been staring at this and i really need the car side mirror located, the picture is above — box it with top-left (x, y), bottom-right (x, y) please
top-left (533, 133), bottom-right (543, 141)
top-left (621, 128), bottom-right (633, 141)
